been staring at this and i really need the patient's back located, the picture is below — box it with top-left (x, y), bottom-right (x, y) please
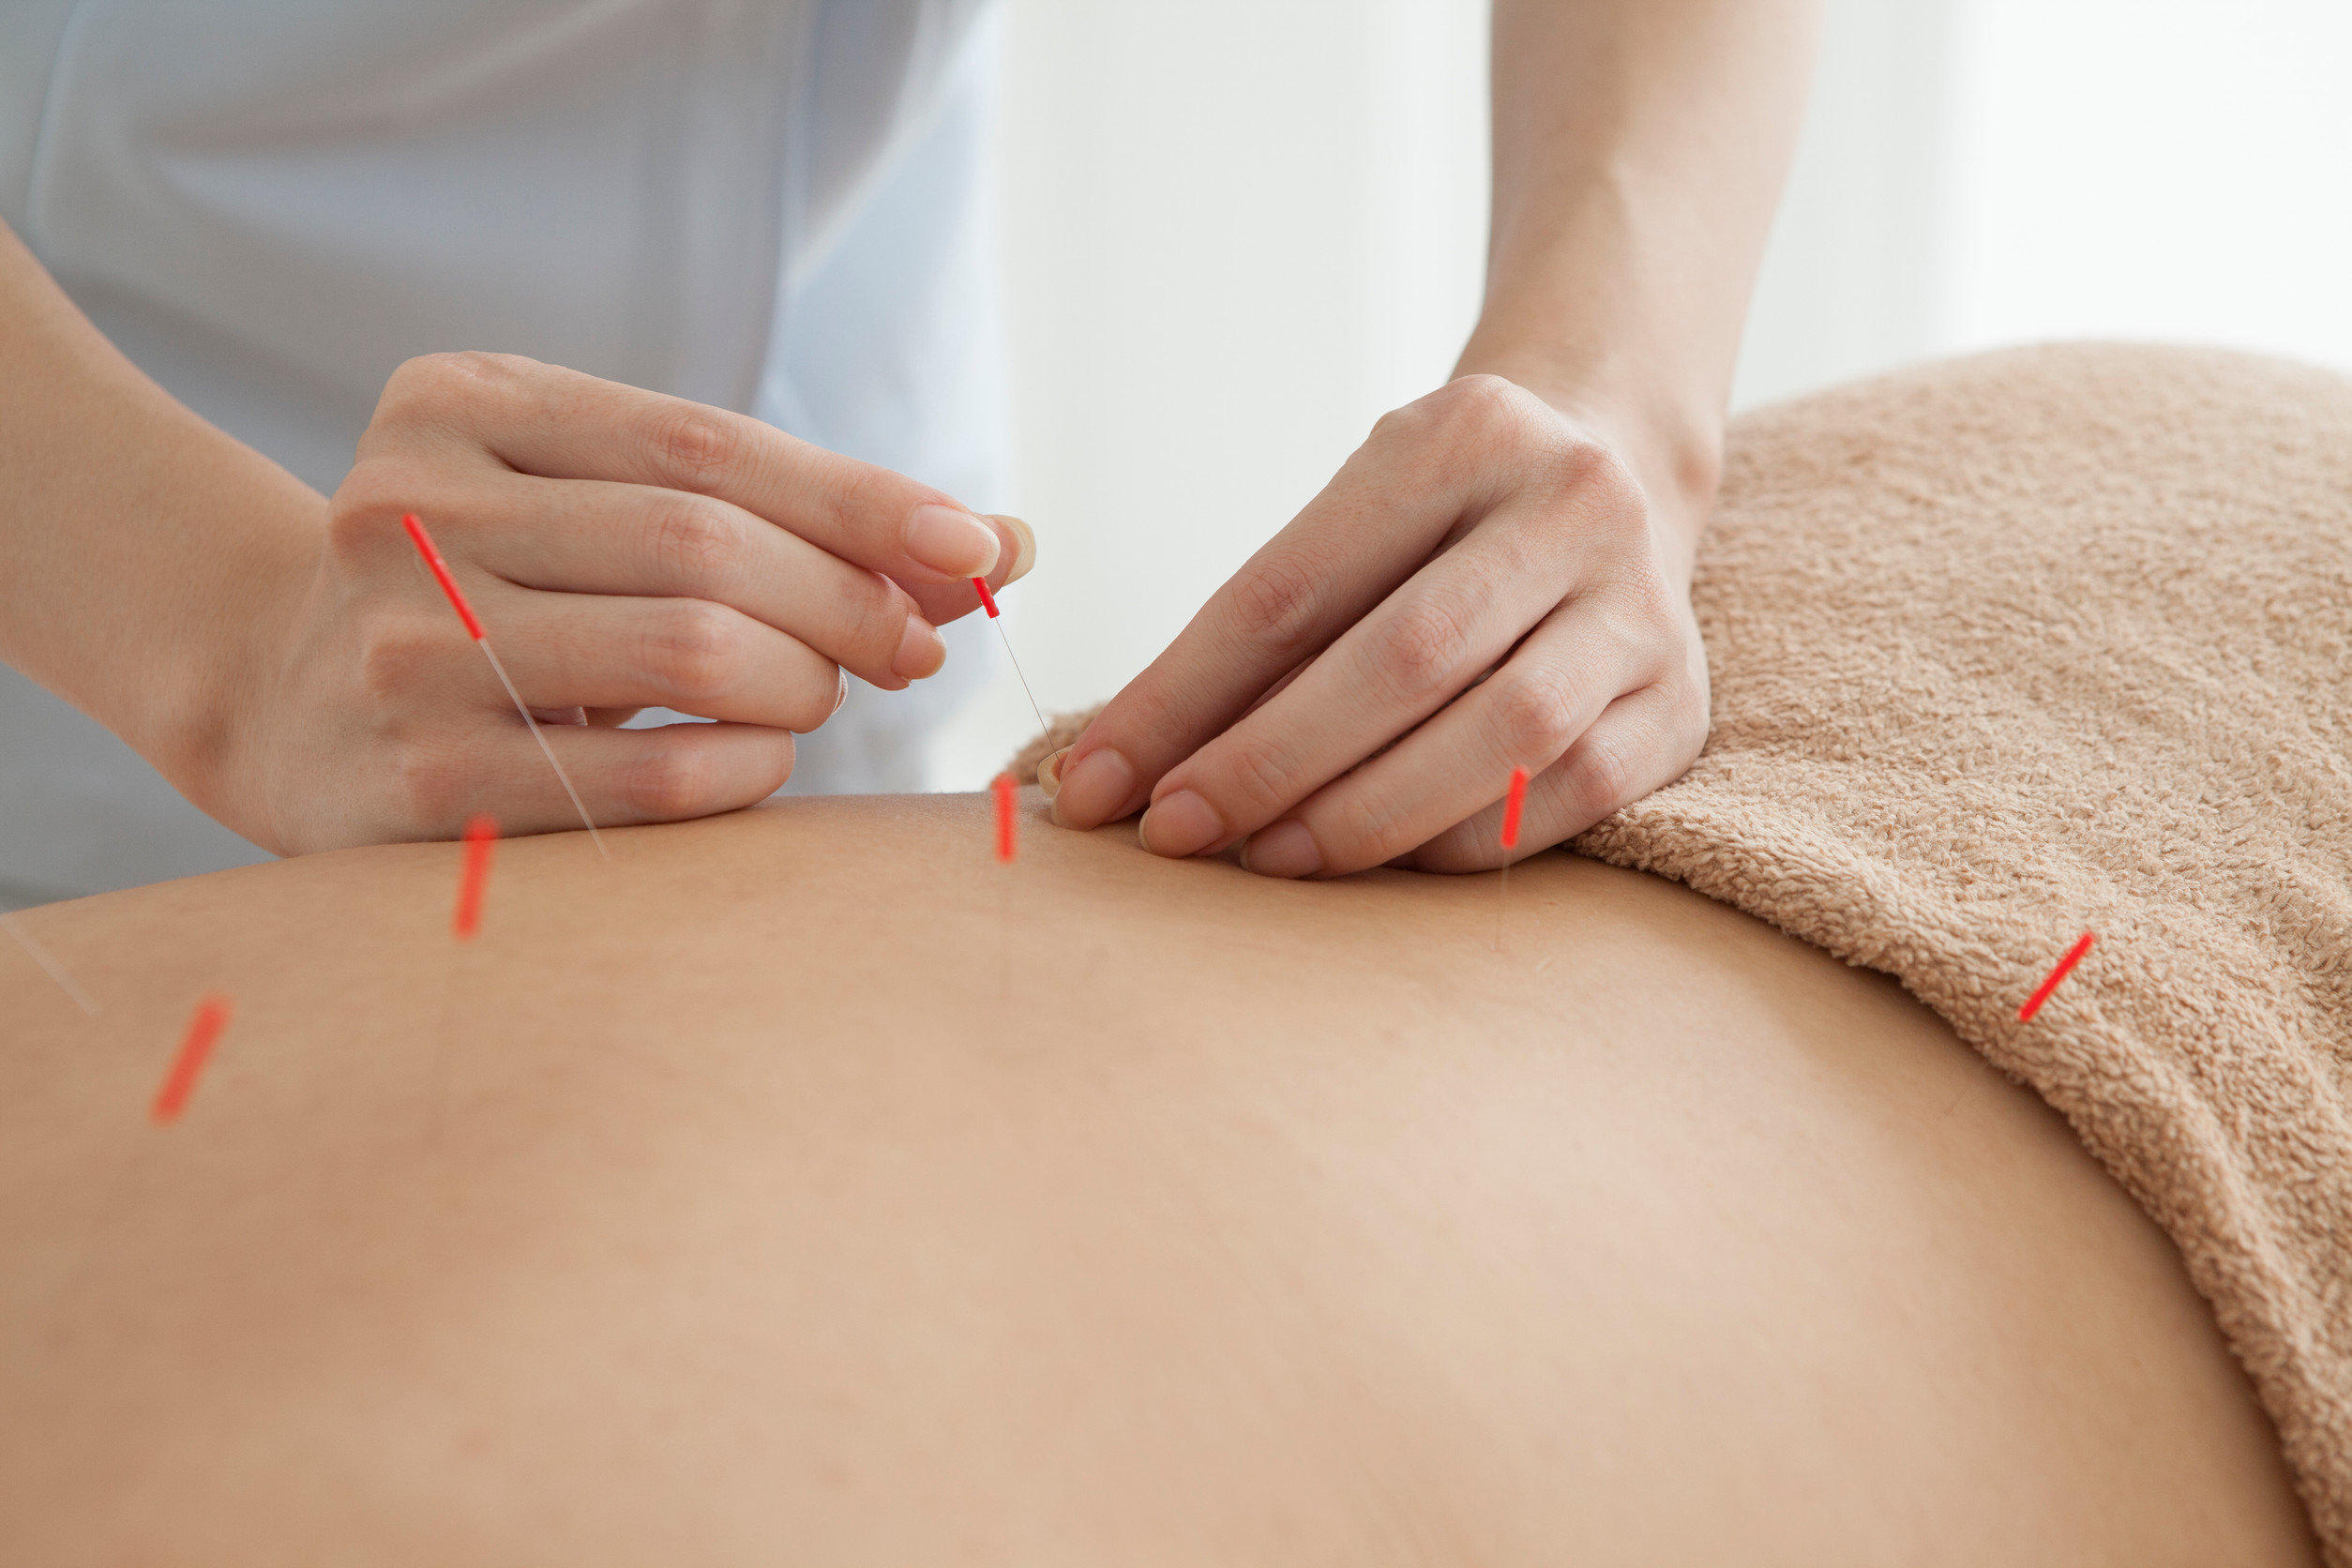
top-left (0, 794), bottom-right (2317, 1565)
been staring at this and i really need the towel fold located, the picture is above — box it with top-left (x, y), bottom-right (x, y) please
top-left (1574, 344), bottom-right (2352, 1561)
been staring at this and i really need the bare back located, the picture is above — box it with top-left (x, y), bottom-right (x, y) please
top-left (0, 794), bottom-right (2317, 1564)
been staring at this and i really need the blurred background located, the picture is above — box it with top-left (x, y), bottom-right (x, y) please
top-left (930, 0), bottom-right (2352, 787)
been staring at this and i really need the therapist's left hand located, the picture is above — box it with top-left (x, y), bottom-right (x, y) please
top-left (1037, 373), bottom-right (1711, 876)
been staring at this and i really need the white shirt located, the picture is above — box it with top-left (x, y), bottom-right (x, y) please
top-left (0, 0), bottom-right (1007, 901)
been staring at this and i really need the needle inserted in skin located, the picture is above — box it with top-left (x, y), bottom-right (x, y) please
top-left (2, 907), bottom-right (98, 1016)
top-left (152, 994), bottom-right (233, 1124)
top-left (972, 575), bottom-right (1050, 749)
top-left (989, 771), bottom-right (1019, 1004)
top-left (992, 773), bottom-right (1018, 863)
top-left (402, 513), bottom-right (606, 856)
top-left (453, 814), bottom-right (498, 939)
top-left (1495, 766), bottom-right (1530, 953)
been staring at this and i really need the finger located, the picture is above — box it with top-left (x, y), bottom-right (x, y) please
top-left (898, 514), bottom-right (1037, 626)
top-left (1241, 654), bottom-right (1316, 722)
top-left (442, 720), bottom-right (797, 838)
top-left (1403, 684), bottom-right (1704, 874)
top-left (380, 353), bottom-right (1008, 586)
top-left (1048, 377), bottom-right (1614, 831)
top-left (1055, 651), bottom-right (1314, 794)
top-left (413, 471), bottom-right (945, 690)
top-left (1221, 597), bottom-right (1651, 877)
top-left (1129, 503), bottom-right (1644, 861)
top-left (479, 588), bottom-right (847, 733)
top-left (1046, 447), bottom-right (1483, 829)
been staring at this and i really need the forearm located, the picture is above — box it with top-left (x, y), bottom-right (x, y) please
top-left (1460, 0), bottom-right (1818, 577)
top-left (0, 219), bottom-right (323, 798)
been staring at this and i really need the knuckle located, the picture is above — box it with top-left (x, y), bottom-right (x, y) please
top-left (1492, 665), bottom-right (1584, 761)
top-left (1222, 736), bottom-right (1300, 815)
top-left (385, 350), bottom-right (507, 410)
top-left (1589, 565), bottom-right (1684, 668)
top-left (1374, 376), bottom-right (1544, 496)
top-left (646, 498), bottom-right (738, 590)
top-left (414, 349), bottom-right (494, 384)
top-left (1663, 677), bottom-right (1711, 768)
top-left (1223, 548), bottom-right (1327, 658)
top-left (623, 746), bottom-right (723, 820)
top-left (837, 571), bottom-right (911, 667)
top-left (380, 353), bottom-right (456, 410)
top-left (1440, 372), bottom-right (1520, 415)
top-left (824, 460), bottom-right (897, 543)
top-left (1319, 790), bottom-right (1394, 865)
top-left (644, 601), bottom-right (743, 704)
top-left (364, 366), bottom-right (437, 448)
top-left (1366, 398), bottom-right (1434, 448)
top-left (366, 351), bottom-right (538, 459)
top-left (1372, 596), bottom-right (1475, 704)
top-left (1548, 436), bottom-right (1647, 521)
top-left (643, 402), bottom-right (743, 489)
top-left (1426, 374), bottom-right (1527, 442)
top-left (1566, 730), bottom-right (1636, 821)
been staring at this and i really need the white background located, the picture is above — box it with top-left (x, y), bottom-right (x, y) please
top-left (931, 0), bottom-right (2352, 788)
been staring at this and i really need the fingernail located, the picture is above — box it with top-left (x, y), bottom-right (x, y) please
top-left (1035, 746), bottom-right (1070, 798)
top-left (831, 669), bottom-right (849, 716)
top-left (1136, 789), bottom-right (1224, 859)
top-left (1240, 821), bottom-right (1322, 879)
top-left (991, 514), bottom-right (1036, 585)
top-left (904, 503), bottom-right (1001, 579)
top-left (1049, 746), bottom-right (1136, 829)
top-left (893, 615), bottom-right (946, 680)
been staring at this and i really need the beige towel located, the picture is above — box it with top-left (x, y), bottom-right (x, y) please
top-left (1572, 344), bottom-right (2351, 1560)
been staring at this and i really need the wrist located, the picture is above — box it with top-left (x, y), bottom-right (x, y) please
top-left (0, 223), bottom-right (332, 833)
top-left (117, 475), bottom-right (328, 834)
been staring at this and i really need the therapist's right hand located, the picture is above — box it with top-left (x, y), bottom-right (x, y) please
top-left (230, 352), bottom-right (1032, 852)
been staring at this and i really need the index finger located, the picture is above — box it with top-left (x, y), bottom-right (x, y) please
top-left (1045, 404), bottom-right (1499, 831)
top-left (380, 352), bottom-right (1022, 592)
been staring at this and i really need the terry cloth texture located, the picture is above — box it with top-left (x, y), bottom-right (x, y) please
top-left (1571, 344), bottom-right (2351, 1560)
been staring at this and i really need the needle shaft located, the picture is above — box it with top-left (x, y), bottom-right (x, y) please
top-left (480, 641), bottom-right (606, 855)
top-left (972, 575), bottom-right (1050, 747)
top-left (3, 909), bottom-right (98, 1016)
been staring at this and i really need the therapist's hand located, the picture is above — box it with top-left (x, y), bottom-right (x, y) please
top-left (1037, 0), bottom-right (1820, 875)
top-left (228, 352), bottom-right (1032, 852)
top-left (1038, 376), bottom-right (1707, 874)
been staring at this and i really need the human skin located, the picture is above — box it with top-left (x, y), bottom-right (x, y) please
top-left (0, 218), bottom-right (1033, 852)
top-left (0, 795), bottom-right (2318, 1565)
top-left (1047, 0), bottom-right (1820, 878)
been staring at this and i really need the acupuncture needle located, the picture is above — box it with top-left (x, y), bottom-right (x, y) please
top-left (402, 513), bottom-right (606, 855)
top-left (1495, 766), bottom-right (1530, 953)
top-left (2018, 930), bottom-right (2097, 1021)
top-left (2, 905), bottom-right (98, 1016)
top-left (423, 814), bottom-right (498, 1146)
top-left (151, 994), bottom-right (234, 1124)
top-left (972, 575), bottom-right (1050, 751)
top-left (991, 771), bottom-right (1018, 1002)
